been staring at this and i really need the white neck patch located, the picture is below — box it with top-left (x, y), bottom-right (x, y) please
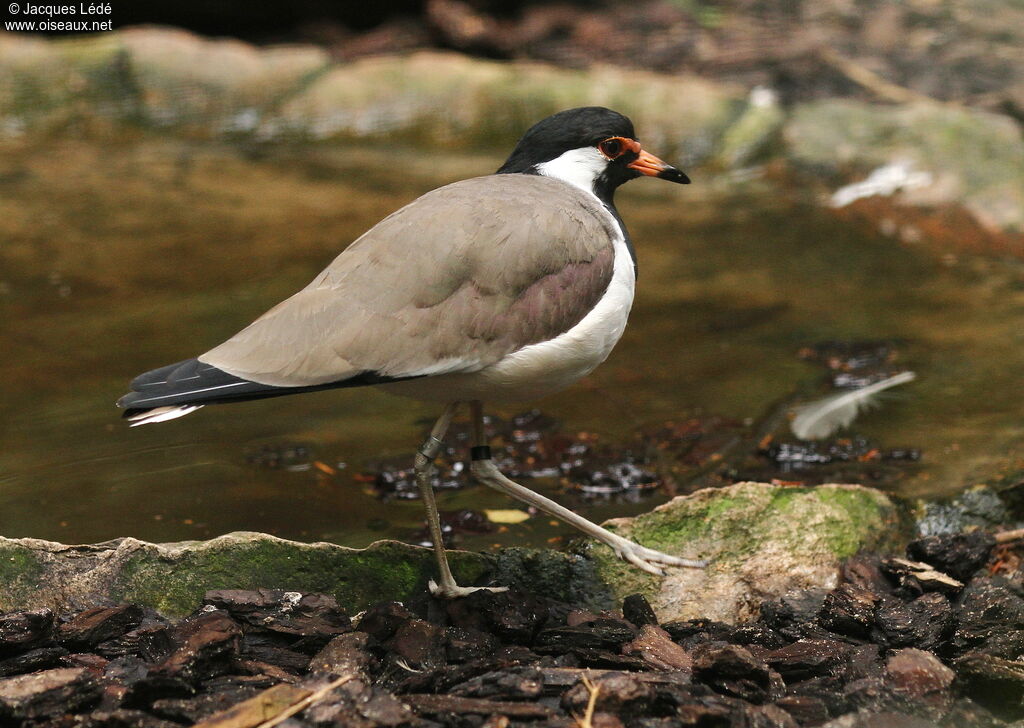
top-left (534, 147), bottom-right (608, 197)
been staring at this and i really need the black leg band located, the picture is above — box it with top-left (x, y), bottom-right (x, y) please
top-left (470, 445), bottom-right (492, 461)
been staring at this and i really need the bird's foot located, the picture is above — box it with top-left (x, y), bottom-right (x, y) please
top-left (428, 579), bottom-right (510, 599)
top-left (607, 536), bottom-right (708, 576)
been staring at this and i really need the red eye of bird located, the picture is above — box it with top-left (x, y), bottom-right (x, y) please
top-left (599, 138), bottom-right (624, 158)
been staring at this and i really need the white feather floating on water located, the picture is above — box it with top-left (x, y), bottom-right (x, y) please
top-left (790, 372), bottom-right (916, 440)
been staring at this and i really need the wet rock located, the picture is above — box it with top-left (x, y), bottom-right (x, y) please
top-left (444, 626), bottom-right (498, 664)
top-left (310, 631), bottom-right (374, 676)
top-left (622, 594), bottom-right (659, 629)
top-left (204, 589), bottom-right (351, 641)
top-left (566, 456), bottom-right (660, 495)
top-left (760, 589), bottom-right (831, 641)
top-left (591, 483), bottom-right (905, 625)
top-left (732, 623), bottom-right (788, 650)
top-left (884, 648), bottom-right (954, 707)
top-left (535, 618), bottom-right (637, 652)
top-left (238, 633), bottom-right (310, 673)
top-left (0, 609), bottom-right (54, 656)
top-left (448, 666), bottom-right (543, 700)
top-left (786, 100), bottom-right (1024, 234)
top-left (356, 601), bottom-right (415, 642)
top-left (305, 679), bottom-right (414, 727)
top-left (953, 652), bottom-right (1024, 720)
top-left (0, 666), bottom-right (100, 720)
top-left (691, 643), bottom-right (783, 704)
top-left (561, 672), bottom-right (656, 714)
top-left (873, 593), bottom-right (953, 650)
top-left (939, 698), bottom-right (1005, 728)
top-left (906, 532), bottom-right (996, 582)
top-left (842, 556), bottom-right (895, 596)
top-left (661, 618), bottom-right (734, 648)
top-left (405, 691), bottom-right (556, 719)
top-left (384, 618), bottom-right (445, 670)
top-left (121, 675), bottom-right (195, 709)
top-left (763, 439), bottom-right (920, 475)
top-left (445, 590), bottom-right (546, 644)
top-left (818, 584), bottom-right (880, 639)
top-left (880, 558), bottom-right (964, 596)
top-left (949, 582), bottom-right (1024, 655)
top-left (763, 639), bottom-right (852, 683)
top-left (774, 694), bottom-right (831, 725)
top-left (152, 610), bottom-right (242, 683)
top-left (622, 625), bottom-right (692, 672)
top-left (57, 605), bottom-right (145, 650)
top-left (150, 686), bottom-right (263, 723)
top-left (0, 645), bottom-right (68, 677)
top-left (0, 532), bottom-right (494, 618)
top-left (917, 486), bottom-right (1011, 538)
top-left (95, 620), bottom-right (175, 661)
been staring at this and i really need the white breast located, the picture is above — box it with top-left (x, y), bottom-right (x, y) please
top-left (384, 204), bottom-right (634, 404)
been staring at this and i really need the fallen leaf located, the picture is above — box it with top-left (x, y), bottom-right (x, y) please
top-left (483, 509), bottom-right (531, 524)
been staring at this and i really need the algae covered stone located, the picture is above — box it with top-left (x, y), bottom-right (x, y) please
top-left (0, 532), bottom-right (491, 617)
top-left (586, 482), bottom-right (906, 623)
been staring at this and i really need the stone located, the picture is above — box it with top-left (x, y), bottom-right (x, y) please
top-left (949, 583), bottom-right (1024, 655)
top-left (561, 672), bottom-right (656, 714)
top-left (444, 626), bottom-right (498, 664)
top-left (818, 584), bottom-right (880, 639)
top-left (448, 666), bottom-right (543, 700)
top-left (954, 652), bottom-right (1024, 720)
top-left (906, 532), bottom-right (996, 582)
top-left (0, 533), bottom-right (492, 617)
top-left (880, 558), bottom-right (964, 596)
top-left (384, 618), bottom-right (445, 670)
top-left (873, 592), bottom-right (952, 651)
top-left (762, 639), bottom-right (852, 683)
top-left (622, 593), bottom-right (659, 628)
top-left (0, 666), bottom-right (100, 720)
top-left (310, 632), bottom-right (374, 677)
top-left (622, 625), bottom-right (692, 672)
top-left (57, 604), bottom-right (144, 649)
top-left (152, 610), bottom-right (242, 683)
top-left (0, 646), bottom-right (68, 677)
top-left (0, 609), bottom-right (54, 655)
top-left (587, 483), bottom-right (905, 624)
top-left (203, 589), bottom-right (350, 641)
top-left (884, 648), bottom-right (954, 705)
top-left (691, 643), bottom-right (783, 704)
top-left (785, 100), bottom-right (1024, 233)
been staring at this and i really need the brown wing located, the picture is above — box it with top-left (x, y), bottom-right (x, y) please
top-left (198, 174), bottom-right (619, 387)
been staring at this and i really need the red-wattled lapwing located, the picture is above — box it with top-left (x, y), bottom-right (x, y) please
top-left (118, 106), bottom-right (707, 597)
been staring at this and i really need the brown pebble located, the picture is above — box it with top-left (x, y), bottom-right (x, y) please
top-left (885, 648), bottom-right (955, 704)
top-left (621, 624), bottom-right (692, 672)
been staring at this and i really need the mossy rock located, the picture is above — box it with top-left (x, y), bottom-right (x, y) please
top-left (1, 483), bottom-right (907, 622)
top-left (0, 533), bottom-right (494, 617)
top-left (784, 99), bottom-right (1024, 231)
top-left (585, 482), bottom-right (909, 623)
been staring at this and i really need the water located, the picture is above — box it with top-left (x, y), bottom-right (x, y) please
top-left (1, 138), bottom-right (1022, 548)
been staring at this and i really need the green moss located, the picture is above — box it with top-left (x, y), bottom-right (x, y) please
top-left (109, 536), bottom-right (494, 616)
top-left (0, 544), bottom-right (44, 609)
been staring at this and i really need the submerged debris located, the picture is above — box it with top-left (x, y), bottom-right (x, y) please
top-left (1, 529), bottom-right (1022, 726)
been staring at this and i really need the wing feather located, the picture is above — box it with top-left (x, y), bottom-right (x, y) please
top-left (198, 174), bottom-right (618, 387)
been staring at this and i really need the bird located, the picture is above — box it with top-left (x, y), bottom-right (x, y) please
top-left (118, 106), bottom-right (707, 598)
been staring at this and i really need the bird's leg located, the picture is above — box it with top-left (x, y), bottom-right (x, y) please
top-left (416, 402), bottom-right (508, 598)
top-left (468, 401), bottom-right (707, 576)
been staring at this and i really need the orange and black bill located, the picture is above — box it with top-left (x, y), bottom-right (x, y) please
top-left (628, 148), bottom-right (690, 184)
